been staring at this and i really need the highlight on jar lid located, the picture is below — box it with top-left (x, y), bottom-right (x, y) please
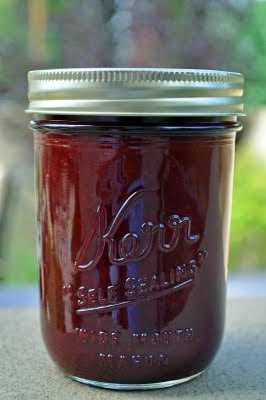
top-left (26, 68), bottom-right (244, 116)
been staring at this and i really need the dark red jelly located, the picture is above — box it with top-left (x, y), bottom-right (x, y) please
top-left (32, 116), bottom-right (240, 388)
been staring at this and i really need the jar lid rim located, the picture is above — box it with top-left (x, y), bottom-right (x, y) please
top-left (26, 68), bottom-right (245, 116)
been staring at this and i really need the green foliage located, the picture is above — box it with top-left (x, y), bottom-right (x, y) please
top-left (5, 243), bottom-right (37, 283)
top-left (0, 0), bottom-right (265, 281)
top-left (230, 147), bottom-right (266, 270)
top-left (0, 1), bottom-right (19, 38)
top-left (46, 0), bottom-right (73, 12)
top-left (240, 2), bottom-right (266, 106)
top-left (0, 0), bottom-right (266, 105)
top-left (2, 186), bottom-right (37, 283)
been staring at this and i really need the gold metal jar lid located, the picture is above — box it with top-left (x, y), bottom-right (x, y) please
top-left (26, 68), bottom-right (244, 116)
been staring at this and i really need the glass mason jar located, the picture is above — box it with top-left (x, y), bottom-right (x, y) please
top-left (27, 69), bottom-right (244, 390)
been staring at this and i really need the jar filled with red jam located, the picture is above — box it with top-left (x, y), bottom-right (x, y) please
top-left (27, 68), bottom-right (244, 390)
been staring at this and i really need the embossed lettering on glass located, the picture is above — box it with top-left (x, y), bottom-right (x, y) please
top-left (27, 68), bottom-right (244, 390)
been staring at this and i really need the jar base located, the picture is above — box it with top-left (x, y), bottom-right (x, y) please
top-left (69, 370), bottom-right (204, 390)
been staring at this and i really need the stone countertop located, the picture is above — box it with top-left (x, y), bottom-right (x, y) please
top-left (0, 298), bottom-right (266, 400)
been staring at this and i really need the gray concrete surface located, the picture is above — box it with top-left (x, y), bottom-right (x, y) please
top-left (0, 298), bottom-right (265, 400)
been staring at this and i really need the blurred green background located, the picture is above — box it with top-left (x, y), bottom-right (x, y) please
top-left (0, 0), bottom-right (266, 283)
